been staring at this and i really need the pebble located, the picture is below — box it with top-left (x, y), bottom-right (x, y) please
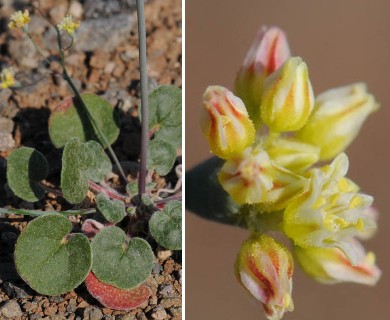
top-left (3, 282), bottom-right (29, 298)
top-left (0, 300), bottom-right (23, 318)
top-left (169, 307), bottom-right (181, 317)
top-left (83, 306), bottom-right (104, 320)
top-left (0, 117), bottom-right (14, 133)
top-left (0, 132), bottom-right (15, 152)
top-left (150, 305), bottom-right (167, 320)
top-left (159, 284), bottom-right (176, 298)
top-left (152, 263), bottom-right (163, 275)
top-left (157, 250), bottom-right (173, 262)
top-left (74, 14), bottom-right (134, 52)
top-left (69, 1), bottom-right (84, 19)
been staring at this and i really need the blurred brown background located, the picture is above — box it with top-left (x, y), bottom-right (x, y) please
top-left (186, 0), bottom-right (390, 319)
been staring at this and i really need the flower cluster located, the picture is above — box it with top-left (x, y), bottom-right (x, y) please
top-left (57, 15), bottom-right (80, 36)
top-left (0, 68), bottom-right (16, 89)
top-left (200, 26), bottom-right (381, 320)
top-left (8, 10), bottom-right (30, 30)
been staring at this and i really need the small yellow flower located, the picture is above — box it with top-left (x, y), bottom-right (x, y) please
top-left (236, 234), bottom-right (294, 320)
top-left (283, 154), bottom-right (377, 265)
top-left (57, 15), bottom-right (80, 36)
top-left (8, 10), bottom-right (30, 30)
top-left (0, 68), bottom-right (16, 89)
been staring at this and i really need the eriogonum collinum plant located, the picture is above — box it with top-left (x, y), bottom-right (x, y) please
top-left (199, 26), bottom-right (381, 320)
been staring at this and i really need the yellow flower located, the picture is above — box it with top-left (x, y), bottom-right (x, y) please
top-left (57, 15), bottom-right (80, 36)
top-left (200, 86), bottom-right (255, 159)
top-left (295, 239), bottom-right (381, 285)
top-left (0, 68), bottom-right (16, 89)
top-left (235, 234), bottom-right (294, 320)
top-left (8, 10), bottom-right (30, 30)
top-left (283, 153), bottom-right (377, 265)
top-left (296, 83), bottom-right (380, 160)
top-left (235, 26), bottom-right (291, 127)
top-left (261, 57), bottom-right (314, 132)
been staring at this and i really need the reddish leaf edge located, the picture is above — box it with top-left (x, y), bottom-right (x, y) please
top-left (85, 272), bottom-right (151, 310)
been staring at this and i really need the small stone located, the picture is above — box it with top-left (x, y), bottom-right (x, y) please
top-left (83, 306), bottom-right (103, 320)
top-left (0, 300), bottom-right (23, 318)
top-left (103, 316), bottom-right (115, 320)
top-left (163, 259), bottom-right (175, 274)
top-left (136, 311), bottom-right (147, 320)
top-left (152, 263), bottom-right (163, 276)
top-left (0, 117), bottom-right (14, 133)
top-left (157, 249), bottom-right (173, 262)
top-left (69, 1), bottom-right (83, 19)
top-left (169, 307), bottom-right (181, 317)
top-left (44, 305), bottom-right (58, 316)
top-left (90, 50), bottom-right (111, 69)
top-left (3, 282), bottom-right (29, 298)
top-left (23, 301), bottom-right (37, 312)
top-left (77, 300), bottom-right (89, 308)
top-left (159, 298), bottom-right (181, 309)
top-left (66, 299), bottom-right (77, 313)
top-left (0, 132), bottom-right (15, 152)
top-left (150, 305), bottom-right (167, 320)
top-left (159, 284), bottom-right (176, 298)
top-left (49, 296), bottom-right (64, 303)
top-left (149, 295), bottom-right (158, 306)
top-left (74, 15), bottom-right (134, 52)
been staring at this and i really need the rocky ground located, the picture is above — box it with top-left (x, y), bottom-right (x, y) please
top-left (0, 0), bottom-right (182, 319)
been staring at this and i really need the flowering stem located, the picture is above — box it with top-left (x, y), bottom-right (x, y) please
top-left (53, 26), bottom-right (128, 184)
top-left (136, 0), bottom-right (149, 196)
top-left (23, 29), bottom-right (51, 67)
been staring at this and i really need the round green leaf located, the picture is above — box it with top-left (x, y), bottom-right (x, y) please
top-left (7, 147), bottom-right (48, 202)
top-left (149, 200), bottom-right (182, 250)
top-left (147, 139), bottom-right (176, 176)
top-left (92, 226), bottom-right (154, 290)
top-left (14, 214), bottom-right (92, 295)
top-left (61, 138), bottom-right (112, 203)
top-left (49, 93), bottom-right (120, 148)
top-left (148, 85), bottom-right (182, 148)
top-left (96, 193), bottom-right (126, 223)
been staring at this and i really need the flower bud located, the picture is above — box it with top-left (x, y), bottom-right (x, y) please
top-left (218, 146), bottom-right (306, 208)
top-left (295, 239), bottom-right (381, 286)
top-left (201, 86), bottom-right (255, 159)
top-left (235, 26), bottom-right (291, 126)
top-left (265, 137), bottom-right (320, 172)
top-left (235, 234), bottom-right (294, 320)
top-left (261, 57), bottom-right (314, 132)
top-left (296, 83), bottom-right (380, 160)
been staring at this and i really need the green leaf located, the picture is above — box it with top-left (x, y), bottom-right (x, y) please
top-left (14, 214), bottom-right (92, 295)
top-left (126, 182), bottom-right (138, 196)
top-left (6, 147), bottom-right (49, 202)
top-left (186, 157), bottom-right (240, 225)
top-left (61, 138), bottom-right (112, 203)
top-left (149, 85), bottom-right (182, 148)
top-left (96, 193), bottom-right (126, 223)
top-left (149, 200), bottom-right (182, 250)
top-left (147, 139), bottom-right (176, 176)
top-left (91, 226), bottom-right (154, 290)
top-left (49, 93), bottom-right (120, 148)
